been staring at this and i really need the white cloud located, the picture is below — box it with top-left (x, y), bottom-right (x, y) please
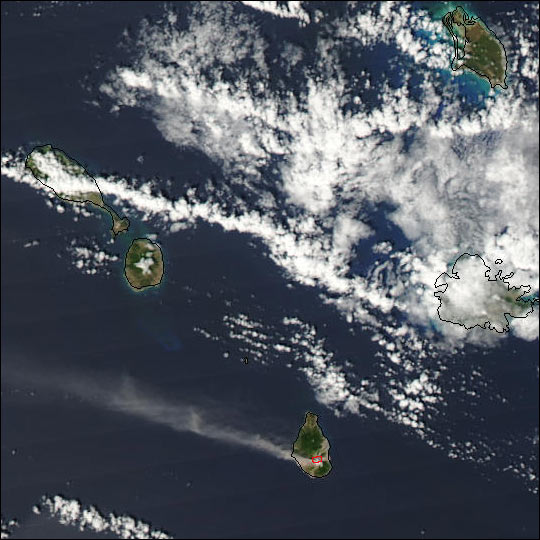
top-left (2, 0), bottom-right (537, 360)
top-left (94, 2), bottom-right (538, 349)
top-left (434, 253), bottom-right (534, 333)
top-left (23, 239), bottom-right (40, 248)
top-left (34, 495), bottom-right (171, 539)
top-left (1, 1), bottom-right (538, 494)
top-left (3, 0), bottom-right (538, 376)
top-left (134, 253), bottom-right (154, 275)
top-left (30, 150), bottom-right (99, 198)
top-left (68, 240), bottom-right (119, 276)
top-left (510, 303), bottom-right (540, 341)
top-left (240, 1), bottom-right (310, 26)
top-left (1, 517), bottom-right (18, 539)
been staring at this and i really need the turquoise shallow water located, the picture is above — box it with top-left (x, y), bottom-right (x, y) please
top-left (2, 179), bottom-right (538, 538)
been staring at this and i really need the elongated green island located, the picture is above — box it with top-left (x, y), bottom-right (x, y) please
top-left (442, 6), bottom-right (507, 89)
top-left (25, 144), bottom-right (129, 237)
top-left (292, 412), bottom-right (332, 478)
top-left (124, 238), bottom-right (164, 290)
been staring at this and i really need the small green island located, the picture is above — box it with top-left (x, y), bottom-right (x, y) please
top-left (292, 412), bottom-right (332, 478)
top-left (442, 6), bottom-right (507, 89)
top-left (124, 238), bottom-right (164, 290)
top-left (25, 144), bottom-right (129, 237)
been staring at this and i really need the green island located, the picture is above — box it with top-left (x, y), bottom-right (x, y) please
top-left (124, 238), bottom-right (164, 290)
top-left (292, 412), bottom-right (332, 478)
top-left (442, 6), bottom-right (507, 89)
top-left (25, 145), bottom-right (129, 237)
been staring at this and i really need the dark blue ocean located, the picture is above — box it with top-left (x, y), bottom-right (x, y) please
top-left (1, 2), bottom-right (538, 538)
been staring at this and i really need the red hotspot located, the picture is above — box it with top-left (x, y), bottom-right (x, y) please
top-left (311, 456), bottom-right (323, 464)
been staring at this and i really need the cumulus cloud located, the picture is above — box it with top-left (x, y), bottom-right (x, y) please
top-left (33, 495), bottom-right (171, 539)
top-left (28, 148), bottom-right (99, 197)
top-left (68, 239), bottom-right (120, 275)
top-left (240, 1), bottom-right (310, 26)
top-left (4, 494), bottom-right (171, 538)
top-left (435, 253), bottom-right (535, 333)
top-left (94, 2), bottom-right (539, 348)
top-left (2, 4), bottom-right (537, 448)
top-left (1, 1), bottom-right (538, 494)
top-left (0, 517), bottom-right (18, 539)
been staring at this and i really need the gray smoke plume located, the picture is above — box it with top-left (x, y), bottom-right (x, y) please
top-left (3, 360), bottom-right (293, 462)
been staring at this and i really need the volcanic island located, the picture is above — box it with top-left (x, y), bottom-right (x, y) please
top-left (292, 412), bottom-right (332, 478)
top-left (442, 6), bottom-right (507, 89)
top-left (25, 144), bottom-right (129, 237)
top-left (124, 238), bottom-right (164, 291)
